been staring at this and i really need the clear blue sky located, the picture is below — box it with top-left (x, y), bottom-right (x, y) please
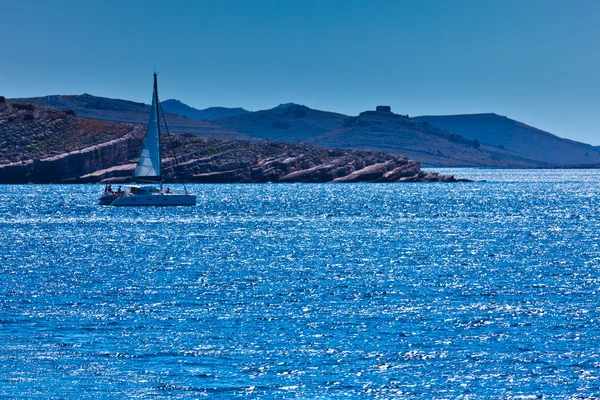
top-left (1, 0), bottom-right (599, 144)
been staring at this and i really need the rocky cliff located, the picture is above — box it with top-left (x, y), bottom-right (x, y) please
top-left (0, 100), bottom-right (462, 184)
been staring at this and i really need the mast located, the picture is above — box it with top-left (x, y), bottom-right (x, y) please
top-left (154, 73), bottom-right (163, 188)
top-left (158, 82), bottom-right (190, 194)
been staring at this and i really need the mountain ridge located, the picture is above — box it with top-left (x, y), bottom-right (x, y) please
top-left (210, 104), bottom-right (349, 142)
top-left (10, 94), bottom-right (599, 167)
top-left (160, 99), bottom-right (250, 120)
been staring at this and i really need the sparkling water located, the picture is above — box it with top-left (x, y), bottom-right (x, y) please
top-left (1, 169), bottom-right (600, 398)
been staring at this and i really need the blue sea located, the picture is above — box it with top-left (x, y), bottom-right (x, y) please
top-left (1, 169), bottom-right (600, 398)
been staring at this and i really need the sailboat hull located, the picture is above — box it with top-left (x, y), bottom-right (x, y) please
top-left (98, 194), bottom-right (117, 205)
top-left (108, 193), bottom-right (196, 206)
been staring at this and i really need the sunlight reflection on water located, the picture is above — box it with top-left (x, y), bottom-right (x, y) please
top-left (1, 169), bottom-right (600, 398)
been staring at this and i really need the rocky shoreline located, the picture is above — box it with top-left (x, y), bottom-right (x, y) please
top-left (0, 99), bottom-right (467, 184)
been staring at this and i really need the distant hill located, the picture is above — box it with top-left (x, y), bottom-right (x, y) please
top-left (210, 104), bottom-right (349, 142)
top-left (308, 110), bottom-right (543, 167)
top-left (210, 106), bottom-right (551, 166)
top-left (413, 113), bottom-right (600, 165)
top-left (160, 99), bottom-right (249, 120)
top-left (11, 94), bottom-right (254, 141)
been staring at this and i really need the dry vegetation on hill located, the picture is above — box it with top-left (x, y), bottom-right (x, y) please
top-left (0, 99), bottom-right (135, 164)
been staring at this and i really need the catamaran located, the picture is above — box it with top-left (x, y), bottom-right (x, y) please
top-left (98, 73), bottom-right (196, 206)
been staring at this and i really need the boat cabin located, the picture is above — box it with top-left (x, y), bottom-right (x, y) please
top-left (124, 185), bottom-right (162, 195)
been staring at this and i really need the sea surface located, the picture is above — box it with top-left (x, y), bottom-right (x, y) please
top-left (1, 169), bottom-right (600, 398)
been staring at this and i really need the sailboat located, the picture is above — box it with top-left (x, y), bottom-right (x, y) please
top-left (98, 73), bottom-right (196, 206)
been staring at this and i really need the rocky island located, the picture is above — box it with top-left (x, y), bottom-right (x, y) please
top-left (0, 98), bottom-right (464, 184)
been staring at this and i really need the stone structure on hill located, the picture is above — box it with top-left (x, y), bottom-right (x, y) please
top-left (376, 105), bottom-right (392, 113)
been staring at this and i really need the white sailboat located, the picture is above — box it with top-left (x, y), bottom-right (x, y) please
top-left (98, 73), bottom-right (196, 206)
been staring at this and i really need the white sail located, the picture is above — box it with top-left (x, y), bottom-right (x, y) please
top-left (133, 84), bottom-right (161, 179)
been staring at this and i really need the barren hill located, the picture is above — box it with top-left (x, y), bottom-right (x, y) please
top-left (307, 110), bottom-right (544, 167)
top-left (413, 113), bottom-right (600, 165)
top-left (11, 94), bottom-right (253, 141)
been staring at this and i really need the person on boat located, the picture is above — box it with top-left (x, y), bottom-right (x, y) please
top-left (117, 186), bottom-right (123, 196)
top-left (165, 187), bottom-right (171, 194)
